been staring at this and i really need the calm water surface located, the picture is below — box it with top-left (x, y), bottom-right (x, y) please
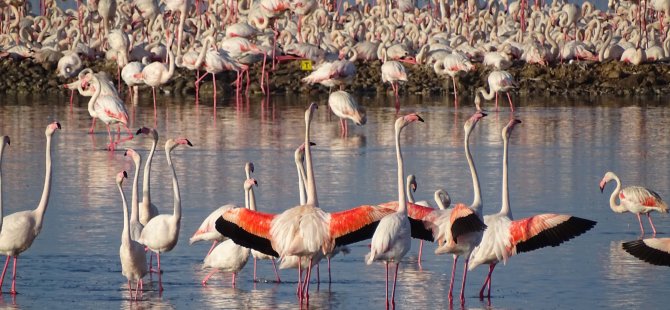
top-left (0, 92), bottom-right (668, 309)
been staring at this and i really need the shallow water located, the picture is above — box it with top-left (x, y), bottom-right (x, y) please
top-left (0, 91), bottom-right (668, 309)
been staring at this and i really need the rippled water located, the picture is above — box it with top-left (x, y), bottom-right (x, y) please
top-left (0, 91), bottom-right (668, 309)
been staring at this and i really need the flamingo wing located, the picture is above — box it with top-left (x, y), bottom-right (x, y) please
top-left (622, 238), bottom-right (670, 267)
top-left (621, 186), bottom-right (669, 211)
top-left (377, 201), bottom-right (436, 241)
top-left (189, 205), bottom-right (235, 244)
top-left (330, 205), bottom-right (396, 247)
top-left (449, 203), bottom-right (487, 242)
top-left (215, 208), bottom-right (279, 257)
top-left (509, 214), bottom-right (596, 255)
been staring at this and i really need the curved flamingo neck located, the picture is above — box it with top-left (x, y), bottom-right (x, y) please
top-left (477, 86), bottom-right (495, 101)
top-left (165, 144), bottom-right (181, 222)
top-left (87, 76), bottom-right (102, 117)
top-left (500, 132), bottom-right (512, 219)
top-left (464, 121), bottom-right (482, 215)
top-left (141, 132), bottom-right (158, 212)
top-left (608, 175), bottom-right (626, 213)
top-left (34, 131), bottom-right (55, 231)
top-left (406, 176), bottom-right (415, 203)
top-left (304, 110), bottom-right (318, 207)
top-left (130, 155), bottom-right (141, 226)
top-left (295, 149), bottom-right (307, 205)
top-left (395, 121), bottom-right (407, 215)
top-left (118, 182), bottom-right (131, 245)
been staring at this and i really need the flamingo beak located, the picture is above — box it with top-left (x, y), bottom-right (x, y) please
top-left (599, 180), bottom-right (607, 193)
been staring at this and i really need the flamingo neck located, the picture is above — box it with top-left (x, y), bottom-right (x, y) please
top-left (464, 122), bottom-right (482, 215)
top-left (478, 86), bottom-right (495, 101)
top-left (87, 76), bottom-right (102, 117)
top-left (141, 134), bottom-right (157, 215)
top-left (296, 153), bottom-right (307, 205)
top-left (395, 123), bottom-right (407, 215)
top-left (193, 37), bottom-right (211, 68)
top-left (164, 48), bottom-right (176, 83)
top-left (165, 145), bottom-right (182, 222)
top-left (304, 114), bottom-right (318, 207)
top-left (434, 190), bottom-right (448, 210)
top-left (34, 132), bottom-right (54, 231)
top-left (0, 142), bottom-right (6, 228)
top-left (406, 177), bottom-right (415, 203)
top-left (500, 133), bottom-right (512, 219)
top-left (130, 156), bottom-right (141, 226)
top-left (608, 175), bottom-right (626, 213)
top-left (118, 183), bottom-right (131, 245)
top-left (249, 186), bottom-right (257, 211)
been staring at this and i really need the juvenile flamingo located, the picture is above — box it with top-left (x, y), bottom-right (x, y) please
top-left (136, 138), bottom-right (192, 291)
top-left (599, 172), bottom-right (668, 235)
top-left (366, 113), bottom-right (424, 308)
top-left (468, 119), bottom-right (596, 298)
top-left (0, 122), bottom-right (60, 294)
top-left (328, 91), bottom-right (367, 137)
top-left (114, 171), bottom-right (148, 300)
top-left (622, 238), bottom-right (670, 266)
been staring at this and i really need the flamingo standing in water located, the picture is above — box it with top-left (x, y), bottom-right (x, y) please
top-left (135, 38), bottom-right (176, 120)
top-left (328, 91), bottom-right (367, 137)
top-left (599, 172), bottom-right (668, 235)
top-left (622, 238), bottom-right (670, 266)
top-left (475, 70), bottom-right (517, 112)
top-left (468, 119), bottom-right (597, 298)
top-left (379, 45), bottom-right (408, 101)
top-left (81, 73), bottom-right (134, 151)
top-left (366, 113), bottom-right (424, 308)
top-left (216, 104), bottom-right (397, 299)
top-left (433, 53), bottom-right (475, 103)
top-left (114, 171), bottom-right (148, 300)
top-left (0, 122), bottom-right (60, 294)
top-left (136, 138), bottom-right (192, 291)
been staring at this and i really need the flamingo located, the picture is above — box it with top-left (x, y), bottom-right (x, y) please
top-left (136, 127), bottom-right (160, 226)
top-left (244, 164), bottom-right (281, 283)
top-left (622, 238), bottom-right (670, 266)
top-left (328, 91), bottom-right (367, 137)
top-left (475, 70), bottom-right (517, 112)
top-left (433, 53), bottom-right (475, 103)
top-left (114, 171), bottom-right (148, 301)
top-left (366, 113), bottom-right (424, 308)
top-left (379, 45), bottom-right (408, 100)
top-left (121, 58), bottom-right (146, 105)
top-left (136, 138), bottom-right (192, 291)
top-left (599, 172), bottom-right (668, 235)
top-left (468, 119), bottom-right (597, 298)
top-left (216, 104), bottom-right (396, 298)
top-left (135, 37), bottom-right (175, 120)
top-left (406, 174), bottom-right (431, 266)
top-left (0, 136), bottom-right (9, 229)
top-left (123, 149), bottom-right (144, 241)
top-left (0, 122), bottom-right (60, 295)
top-left (81, 73), bottom-right (134, 151)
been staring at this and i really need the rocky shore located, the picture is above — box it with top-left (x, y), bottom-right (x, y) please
top-left (2, 58), bottom-right (670, 97)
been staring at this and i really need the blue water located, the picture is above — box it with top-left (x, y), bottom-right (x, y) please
top-left (0, 92), bottom-right (668, 309)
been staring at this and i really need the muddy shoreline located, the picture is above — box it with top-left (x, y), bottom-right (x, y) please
top-left (2, 58), bottom-right (670, 98)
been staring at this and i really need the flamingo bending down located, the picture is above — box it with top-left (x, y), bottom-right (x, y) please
top-left (433, 54), bottom-right (475, 103)
top-left (216, 104), bottom-right (397, 298)
top-left (328, 91), bottom-right (367, 137)
top-left (475, 70), bottom-right (517, 112)
top-left (0, 122), bottom-right (60, 294)
top-left (366, 113), bottom-right (424, 308)
top-left (622, 238), bottom-right (670, 266)
top-left (136, 138), bottom-right (192, 291)
top-left (468, 119), bottom-right (597, 298)
top-left (599, 172), bottom-right (668, 235)
top-left (115, 171), bottom-right (148, 300)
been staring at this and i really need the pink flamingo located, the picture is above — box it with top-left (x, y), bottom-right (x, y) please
top-left (135, 38), bottom-right (175, 120)
top-left (0, 122), bottom-right (60, 294)
top-left (433, 54), bottom-right (475, 103)
top-left (366, 113), bottom-right (423, 308)
top-left (327, 91), bottom-right (366, 137)
top-left (115, 171), bottom-right (148, 301)
top-left (599, 172), bottom-right (668, 235)
top-left (475, 70), bottom-right (517, 111)
top-left (468, 119), bottom-right (596, 298)
top-left (136, 138), bottom-right (192, 291)
top-left (379, 45), bottom-right (408, 100)
top-left (81, 74), bottom-right (134, 151)
top-left (622, 238), bottom-right (670, 266)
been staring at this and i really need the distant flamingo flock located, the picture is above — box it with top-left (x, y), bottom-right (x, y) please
top-left (1, 0), bottom-right (670, 307)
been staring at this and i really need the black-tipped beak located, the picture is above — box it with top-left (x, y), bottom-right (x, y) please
top-left (481, 112), bottom-right (488, 117)
top-left (186, 139), bottom-right (193, 146)
top-left (124, 150), bottom-right (128, 156)
top-left (123, 171), bottom-right (128, 178)
top-left (417, 115), bottom-right (424, 122)
top-left (600, 185), bottom-right (604, 193)
top-left (136, 128), bottom-right (143, 135)
top-left (515, 119), bottom-right (522, 124)
top-left (56, 122), bottom-right (61, 129)
top-left (6, 138), bottom-right (9, 145)
top-left (309, 142), bottom-right (316, 146)
top-left (254, 180), bottom-right (259, 186)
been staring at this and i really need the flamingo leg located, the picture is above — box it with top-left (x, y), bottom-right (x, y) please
top-left (495, 92), bottom-right (499, 111)
top-left (391, 262), bottom-right (399, 307)
top-left (201, 269), bottom-right (216, 286)
top-left (10, 256), bottom-right (17, 294)
top-left (69, 89), bottom-right (75, 112)
top-left (460, 259), bottom-right (470, 303)
top-left (152, 87), bottom-right (157, 121)
top-left (648, 213), bottom-right (658, 235)
top-left (328, 256), bottom-right (332, 284)
top-left (304, 259), bottom-right (313, 299)
top-left (418, 240), bottom-right (423, 266)
top-left (448, 255), bottom-right (458, 300)
top-left (316, 262), bottom-right (320, 284)
top-left (89, 118), bottom-right (97, 134)
top-left (297, 259), bottom-right (302, 296)
top-left (212, 73), bottom-right (217, 109)
top-left (128, 280), bottom-right (132, 298)
top-left (271, 259), bottom-right (281, 282)
top-left (636, 213), bottom-right (646, 235)
top-left (106, 124), bottom-right (115, 151)
top-left (479, 263), bottom-right (496, 298)
top-left (385, 262), bottom-right (389, 309)
top-left (232, 272), bottom-right (236, 287)
top-left (507, 92), bottom-right (514, 112)
top-left (0, 255), bottom-right (10, 289)
top-left (253, 257), bottom-right (258, 282)
top-left (157, 253), bottom-right (163, 291)
top-left (452, 77), bottom-right (458, 103)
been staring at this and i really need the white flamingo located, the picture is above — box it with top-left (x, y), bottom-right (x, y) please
top-left (327, 90), bottom-right (367, 137)
top-left (474, 70), bottom-right (517, 111)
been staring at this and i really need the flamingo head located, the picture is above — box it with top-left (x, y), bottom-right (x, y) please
top-left (502, 119), bottom-right (522, 140)
top-left (408, 175), bottom-right (417, 192)
top-left (396, 113), bottom-right (424, 132)
top-left (599, 172), bottom-right (617, 192)
top-left (295, 142), bottom-right (316, 161)
top-left (124, 148), bottom-right (140, 163)
top-left (1, 136), bottom-right (9, 147)
top-left (46, 122), bottom-right (61, 135)
top-left (465, 111), bottom-right (487, 130)
top-left (246, 162), bottom-right (255, 174)
top-left (165, 138), bottom-right (193, 152)
top-left (136, 126), bottom-right (154, 136)
top-left (305, 102), bottom-right (318, 123)
top-left (244, 178), bottom-right (259, 190)
top-left (116, 171), bottom-right (128, 185)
